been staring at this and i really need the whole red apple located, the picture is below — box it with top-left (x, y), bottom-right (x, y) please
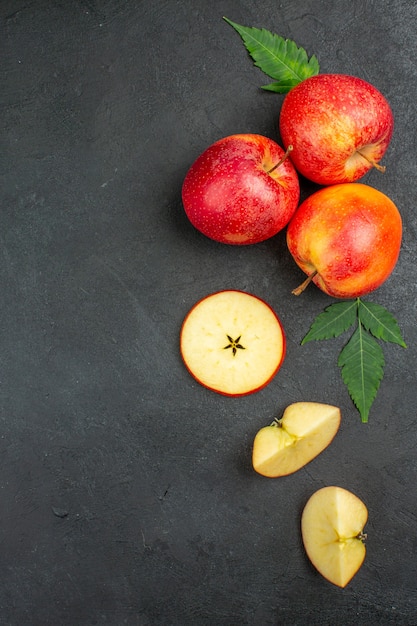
top-left (182, 134), bottom-right (300, 245)
top-left (279, 74), bottom-right (394, 185)
top-left (287, 183), bottom-right (402, 299)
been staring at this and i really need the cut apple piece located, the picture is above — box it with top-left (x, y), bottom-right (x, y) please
top-left (180, 290), bottom-right (285, 396)
top-left (253, 402), bottom-right (341, 477)
top-left (301, 486), bottom-right (368, 588)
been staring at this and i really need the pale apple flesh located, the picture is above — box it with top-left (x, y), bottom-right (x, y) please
top-left (252, 402), bottom-right (341, 477)
top-left (279, 73), bottom-right (393, 185)
top-left (287, 183), bottom-right (402, 299)
top-left (301, 486), bottom-right (368, 588)
top-left (180, 290), bottom-right (285, 396)
top-left (181, 134), bottom-right (300, 245)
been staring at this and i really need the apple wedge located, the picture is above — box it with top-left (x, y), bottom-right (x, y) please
top-left (301, 486), bottom-right (368, 588)
top-left (252, 402), bottom-right (341, 477)
top-left (180, 290), bottom-right (285, 396)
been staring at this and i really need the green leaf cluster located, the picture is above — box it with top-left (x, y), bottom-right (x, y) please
top-left (223, 17), bottom-right (319, 93)
top-left (302, 299), bottom-right (406, 423)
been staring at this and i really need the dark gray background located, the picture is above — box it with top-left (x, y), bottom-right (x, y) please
top-left (1, 1), bottom-right (417, 624)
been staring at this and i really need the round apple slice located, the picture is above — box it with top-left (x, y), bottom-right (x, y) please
top-left (180, 290), bottom-right (285, 396)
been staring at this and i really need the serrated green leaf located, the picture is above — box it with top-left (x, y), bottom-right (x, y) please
top-left (301, 300), bottom-right (358, 344)
top-left (337, 323), bottom-right (385, 423)
top-left (358, 300), bottom-right (407, 347)
top-left (261, 79), bottom-right (301, 93)
top-left (223, 17), bottom-right (319, 92)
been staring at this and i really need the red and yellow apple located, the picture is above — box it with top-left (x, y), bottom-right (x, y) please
top-left (180, 290), bottom-right (285, 396)
top-left (252, 402), bottom-right (341, 477)
top-left (286, 183), bottom-right (402, 299)
top-left (301, 486), bottom-right (368, 588)
top-left (182, 134), bottom-right (300, 244)
top-left (279, 74), bottom-right (393, 185)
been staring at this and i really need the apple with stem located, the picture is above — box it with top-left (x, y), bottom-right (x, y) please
top-left (279, 73), bottom-right (393, 185)
top-left (252, 402), bottom-right (341, 477)
top-left (301, 486), bottom-right (368, 588)
top-left (180, 290), bottom-right (285, 396)
top-left (287, 183), bottom-right (402, 299)
top-left (182, 134), bottom-right (299, 245)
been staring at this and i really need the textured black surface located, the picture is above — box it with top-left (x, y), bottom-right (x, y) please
top-left (1, 1), bottom-right (417, 624)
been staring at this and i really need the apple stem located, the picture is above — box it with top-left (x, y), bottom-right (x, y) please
top-left (267, 145), bottom-right (293, 174)
top-left (357, 150), bottom-right (386, 173)
top-left (292, 270), bottom-right (318, 296)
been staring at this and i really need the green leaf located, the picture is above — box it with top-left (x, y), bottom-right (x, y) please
top-left (223, 17), bottom-right (319, 92)
top-left (301, 300), bottom-right (358, 344)
top-left (299, 297), bottom-right (405, 422)
top-left (337, 323), bottom-right (385, 423)
top-left (261, 79), bottom-right (301, 94)
top-left (358, 300), bottom-right (407, 347)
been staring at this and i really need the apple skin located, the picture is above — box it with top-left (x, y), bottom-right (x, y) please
top-left (287, 183), bottom-right (402, 299)
top-left (182, 134), bottom-right (300, 245)
top-left (279, 74), bottom-right (394, 185)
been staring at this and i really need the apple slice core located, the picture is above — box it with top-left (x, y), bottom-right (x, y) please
top-left (180, 290), bottom-right (285, 396)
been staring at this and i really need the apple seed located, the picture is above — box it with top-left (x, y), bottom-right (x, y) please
top-left (223, 334), bottom-right (246, 356)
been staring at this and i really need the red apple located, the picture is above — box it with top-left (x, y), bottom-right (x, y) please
top-left (287, 183), bottom-right (402, 299)
top-left (180, 290), bottom-right (286, 396)
top-left (279, 74), bottom-right (394, 185)
top-left (182, 134), bottom-right (300, 244)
